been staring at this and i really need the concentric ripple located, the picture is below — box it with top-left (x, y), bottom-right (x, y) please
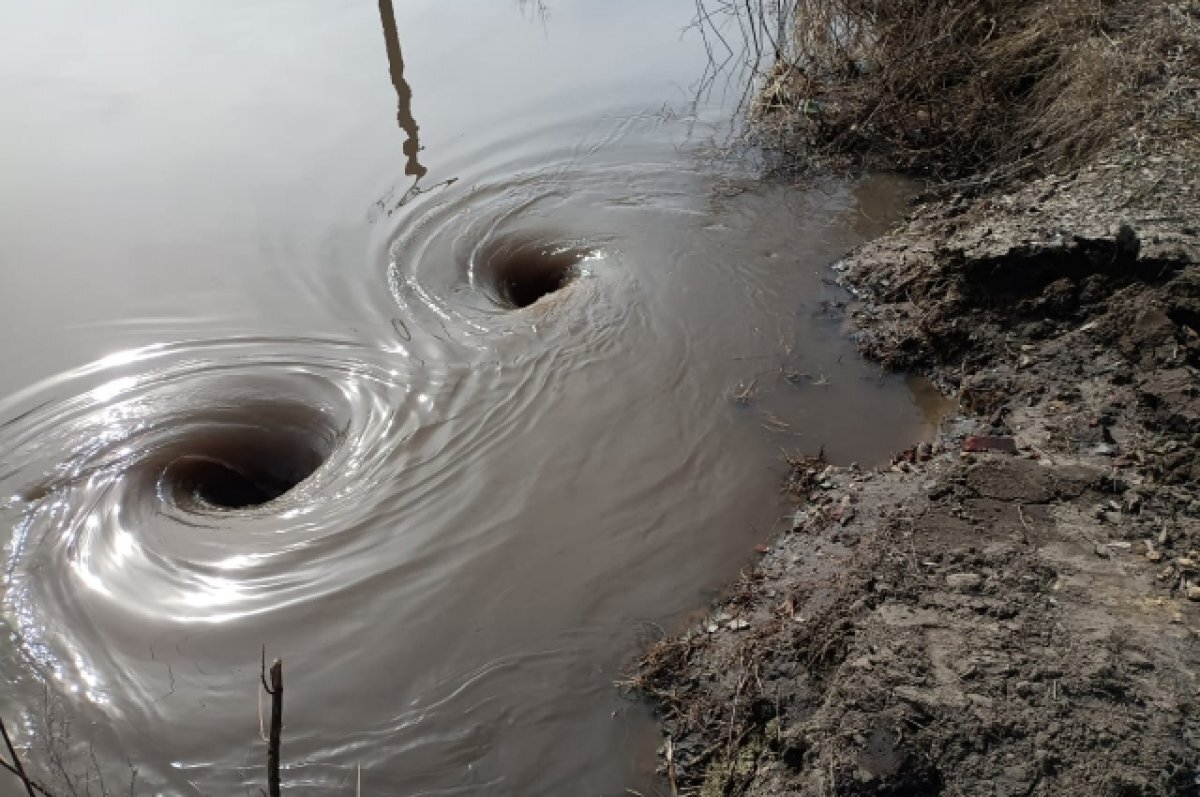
top-left (381, 113), bottom-right (711, 360)
top-left (0, 112), bottom-right (930, 794)
top-left (0, 338), bottom-right (430, 693)
top-left (0, 1), bottom-right (942, 794)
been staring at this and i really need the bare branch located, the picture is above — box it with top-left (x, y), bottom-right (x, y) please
top-left (0, 717), bottom-right (40, 797)
top-left (265, 658), bottom-right (283, 797)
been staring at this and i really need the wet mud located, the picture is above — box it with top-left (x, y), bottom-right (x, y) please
top-left (632, 30), bottom-right (1200, 797)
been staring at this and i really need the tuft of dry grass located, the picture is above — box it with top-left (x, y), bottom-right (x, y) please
top-left (782, 447), bottom-right (825, 498)
top-left (751, 0), bottom-right (1200, 181)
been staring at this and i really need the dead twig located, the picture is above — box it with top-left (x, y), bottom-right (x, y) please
top-left (0, 758), bottom-right (53, 797)
top-left (0, 717), bottom-right (39, 797)
top-left (1017, 504), bottom-right (1036, 543)
top-left (261, 646), bottom-right (283, 797)
top-left (665, 736), bottom-right (679, 797)
top-left (733, 377), bottom-right (759, 404)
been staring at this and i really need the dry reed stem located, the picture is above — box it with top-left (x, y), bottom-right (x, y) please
top-left (743, 0), bottom-right (1199, 181)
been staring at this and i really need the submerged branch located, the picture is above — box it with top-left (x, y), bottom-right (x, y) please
top-left (261, 647), bottom-right (283, 797)
top-left (1, 717), bottom-right (41, 797)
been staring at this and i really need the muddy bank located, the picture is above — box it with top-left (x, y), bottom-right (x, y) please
top-left (631, 3), bottom-right (1200, 794)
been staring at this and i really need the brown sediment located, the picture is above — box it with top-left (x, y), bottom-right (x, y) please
top-left (631, 2), bottom-right (1200, 794)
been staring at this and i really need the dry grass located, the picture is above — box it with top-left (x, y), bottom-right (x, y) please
top-left (751, 0), bottom-right (1200, 180)
top-left (782, 447), bottom-right (825, 498)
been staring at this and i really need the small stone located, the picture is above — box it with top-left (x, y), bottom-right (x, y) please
top-left (1176, 558), bottom-right (1197, 572)
top-left (1144, 540), bottom-right (1162, 562)
top-left (728, 618), bottom-right (751, 631)
top-left (1186, 586), bottom-right (1200, 602)
top-left (917, 442), bottom-right (933, 461)
top-left (946, 573), bottom-right (984, 591)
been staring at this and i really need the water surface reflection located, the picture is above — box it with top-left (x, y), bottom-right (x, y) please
top-left (0, 2), bottom-right (930, 794)
top-left (378, 0), bottom-right (427, 180)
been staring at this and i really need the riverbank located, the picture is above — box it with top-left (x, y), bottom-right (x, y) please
top-left (631, 2), bottom-right (1200, 794)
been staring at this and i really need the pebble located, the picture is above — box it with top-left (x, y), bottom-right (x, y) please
top-left (728, 618), bottom-right (751, 631)
top-left (946, 573), bottom-right (984, 591)
top-left (1187, 586), bottom-right (1200, 602)
top-left (1145, 540), bottom-right (1163, 562)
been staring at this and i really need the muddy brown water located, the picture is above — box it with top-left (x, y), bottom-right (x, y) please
top-left (0, 2), bottom-right (931, 794)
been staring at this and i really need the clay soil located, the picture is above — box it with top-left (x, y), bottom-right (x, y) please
top-left (629, 3), bottom-right (1200, 795)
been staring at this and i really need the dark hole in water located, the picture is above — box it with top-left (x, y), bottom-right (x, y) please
top-left (171, 452), bottom-right (318, 509)
top-left (159, 409), bottom-right (334, 511)
top-left (477, 236), bottom-right (589, 309)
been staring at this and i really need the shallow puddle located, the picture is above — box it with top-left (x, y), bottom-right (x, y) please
top-left (0, 2), bottom-right (932, 794)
